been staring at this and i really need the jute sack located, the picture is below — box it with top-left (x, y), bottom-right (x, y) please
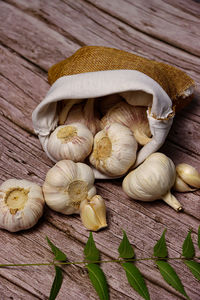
top-left (32, 46), bottom-right (195, 178)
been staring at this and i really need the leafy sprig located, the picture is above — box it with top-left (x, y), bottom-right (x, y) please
top-left (0, 227), bottom-right (200, 300)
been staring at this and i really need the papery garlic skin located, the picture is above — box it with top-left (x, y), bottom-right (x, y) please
top-left (101, 101), bottom-right (151, 146)
top-left (176, 163), bottom-right (200, 188)
top-left (47, 122), bottom-right (93, 162)
top-left (80, 195), bottom-right (107, 231)
top-left (0, 179), bottom-right (44, 232)
top-left (89, 123), bottom-right (138, 177)
top-left (43, 160), bottom-right (96, 214)
top-left (122, 152), bottom-right (182, 211)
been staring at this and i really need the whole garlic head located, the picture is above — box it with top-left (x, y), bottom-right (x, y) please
top-left (89, 123), bottom-right (138, 177)
top-left (122, 152), bottom-right (182, 211)
top-left (47, 122), bottom-right (93, 162)
top-left (43, 160), bottom-right (96, 214)
top-left (0, 179), bottom-right (44, 232)
top-left (80, 195), bottom-right (107, 231)
top-left (101, 101), bottom-right (151, 146)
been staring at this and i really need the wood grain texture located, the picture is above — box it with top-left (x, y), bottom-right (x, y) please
top-left (0, 0), bottom-right (200, 299)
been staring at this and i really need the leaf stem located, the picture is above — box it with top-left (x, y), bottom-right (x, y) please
top-left (0, 256), bottom-right (199, 268)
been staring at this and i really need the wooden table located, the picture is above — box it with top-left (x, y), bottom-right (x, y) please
top-left (0, 1), bottom-right (199, 299)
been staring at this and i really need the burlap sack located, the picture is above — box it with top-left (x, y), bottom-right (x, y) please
top-left (32, 46), bottom-right (194, 179)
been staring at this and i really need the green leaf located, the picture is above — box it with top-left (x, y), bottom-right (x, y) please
top-left (87, 263), bottom-right (109, 300)
top-left (49, 266), bottom-right (63, 300)
top-left (122, 262), bottom-right (150, 300)
top-left (156, 261), bottom-right (190, 299)
top-left (182, 230), bottom-right (195, 258)
top-left (153, 229), bottom-right (168, 258)
top-left (198, 226), bottom-right (200, 250)
top-left (118, 230), bottom-right (134, 259)
top-left (46, 236), bottom-right (67, 262)
top-left (184, 260), bottom-right (200, 281)
top-left (84, 232), bottom-right (100, 262)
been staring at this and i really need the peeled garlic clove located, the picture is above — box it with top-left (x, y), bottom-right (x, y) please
top-left (80, 195), bottom-right (107, 231)
top-left (176, 163), bottom-right (200, 188)
top-left (173, 174), bottom-right (196, 192)
top-left (122, 152), bottom-right (182, 211)
top-left (89, 123), bottom-right (138, 177)
top-left (47, 122), bottom-right (93, 162)
top-left (0, 179), bottom-right (44, 232)
top-left (43, 160), bottom-right (96, 214)
top-left (58, 99), bottom-right (83, 125)
top-left (101, 101), bottom-right (151, 146)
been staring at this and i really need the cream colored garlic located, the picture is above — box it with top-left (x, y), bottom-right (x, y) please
top-left (89, 123), bottom-right (138, 177)
top-left (122, 152), bottom-right (183, 211)
top-left (47, 122), bottom-right (93, 162)
top-left (43, 160), bottom-right (96, 214)
top-left (176, 163), bottom-right (200, 189)
top-left (120, 91), bottom-right (153, 107)
top-left (173, 175), bottom-right (196, 192)
top-left (80, 195), bottom-right (107, 231)
top-left (101, 101), bottom-right (151, 146)
top-left (98, 93), bottom-right (123, 115)
top-left (0, 179), bottom-right (44, 232)
top-left (58, 99), bottom-right (83, 125)
top-left (65, 98), bottom-right (101, 135)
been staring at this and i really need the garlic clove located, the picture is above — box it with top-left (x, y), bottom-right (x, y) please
top-left (80, 195), bottom-right (107, 231)
top-left (176, 163), bottom-right (200, 188)
top-left (90, 123), bottom-right (138, 176)
top-left (122, 152), bottom-right (183, 211)
top-left (0, 179), bottom-right (44, 232)
top-left (120, 91), bottom-right (153, 107)
top-left (101, 101), bottom-right (151, 146)
top-left (98, 93), bottom-right (123, 115)
top-left (173, 174), bottom-right (196, 192)
top-left (58, 99), bottom-right (83, 125)
top-left (47, 122), bottom-right (93, 162)
top-left (43, 160), bottom-right (96, 215)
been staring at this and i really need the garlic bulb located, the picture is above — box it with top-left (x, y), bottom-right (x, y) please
top-left (120, 91), bottom-right (153, 107)
top-left (0, 179), bottom-right (44, 232)
top-left (58, 99), bottom-right (83, 125)
top-left (101, 101), bottom-right (151, 146)
top-left (98, 93), bottom-right (123, 115)
top-left (65, 98), bottom-right (101, 135)
top-left (122, 153), bottom-right (183, 211)
top-left (176, 163), bottom-right (200, 189)
top-left (43, 160), bottom-right (96, 214)
top-left (47, 122), bottom-right (93, 162)
top-left (80, 195), bottom-right (107, 231)
top-left (173, 175), bottom-right (196, 192)
top-left (89, 123), bottom-right (138, 177)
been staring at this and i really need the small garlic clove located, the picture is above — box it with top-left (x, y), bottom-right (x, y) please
top-left (173, 174), bottom-right (196, 192)
top-left (176, 163), bottom-right (200, 188)
top-left (0, 179), bottom-right (44, 232)
top-left (58, 99), bottom-right (83, 125)
top-left (43, 160), bottom-right (96, 215)
top-left (80, 195), bottom-right (107, 231)
top-left (90, 123), bottom-right (138, 176)
top-left (101, 101), bottom-right (151, 146)
top-left (47, 122), bottom-right (93, 162)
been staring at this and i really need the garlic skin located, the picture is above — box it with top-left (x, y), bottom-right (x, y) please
top-left (0, 179), bottom-right (44, 232)
top-left (80, 195), bottom-right (107, 231)
top-left (65, 99), bottom-right (101, 135)
top-left (89, 123), bottom-right (138, 177)
top-left (58, 99), bottom-right (83, 125)
top-left (43, 160), bottom-right (96, 214)
top-left (173, 175), bottom-right (196, 192)
top-left (122, 152), bottom-right (183, 211)
top-left (176, 163), bottom-right (200, 189)
top-left (101, 101), bottom-right (151, 146)
top-left (47, 122), bottom-right (93, 162)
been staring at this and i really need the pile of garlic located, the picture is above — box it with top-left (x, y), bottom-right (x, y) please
top-left (1, 94), bottom-right (200, 233)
